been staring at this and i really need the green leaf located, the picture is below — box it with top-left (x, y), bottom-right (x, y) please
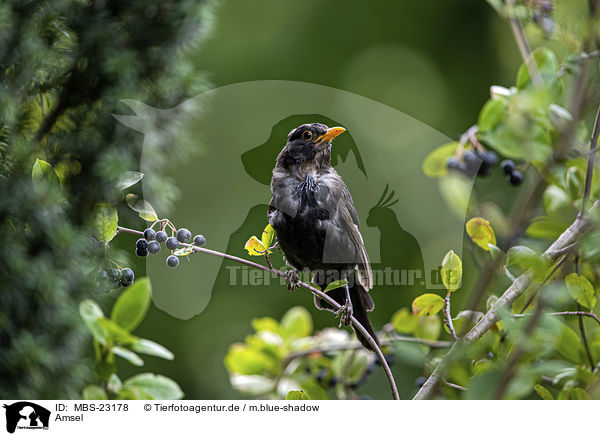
top-left (286, 390), bottom-right (311, 400)
top-left (124, 373), bottom-right (184, 400)
top-left (280, 306), bottom-right (313, 339)
top-left (506, 246), bottom-right (548, 281)
top-left (131, 339), bottom-right (174, 360)
top-left (299, 379), bottom-right (328, 400)
top-left (415, 315), bottom-right (441, 340)
top-left (107, 374), bottom-right (123, 394)
top-left (478, 98), bottom-right (507, 132)
top-left (97, 318), bottom-right (137, 345)
top-left (251, 317), bottom-right (279, 332)
top-left (466, 217), bottom-right (496, 251)
top-left (556, 322), bottom-right (584, 364)
top-left (111, 277), bottom-right (151, 331)
top-left (324, 279), bottom-right (349, 293)
top-left (412, 293), bottom-right (444, 316)
top-left (566, 167), bottom-right (584, 200)
top-left (534, 384), bottom-right (553, 400)
top-left (94, 203), bottom-right (118, 243)
top-left (116, 386), bottom-right (154, 400)
top-left (261, 223), bottom-right (275, 249)
top-left (113, 346), bottom-right (144, 366)
top-left (82, 385), bottom-right (107, 400)
top-left (116, 171), bottom-right (144, 190)
top-left (516, 47), bottom-right (558, 89)
top-left (570, 388), bottom-right (592, 400)
top-left (32, 158), bottom-right (60, 185)
top-left (229, 374), bottom-right (273, 396)
top-left (224, 344), bottom-right (278, 375)
top-left (125, 193), bottom-right (158, 222)
top-left (441, 250), bottom-right (462, 292)
top-left (526, 216), bottom-right (567, 239)
top-left (422, 142), bottom-right (459, 178)
top-left (438, 172), bottom-right (473, 218)
top-left (565, 273), bottom-right (596, 310)
top-left (79, 300), bottom-right (108, 345)
top-left (391, 307), bottom-right (417, 334)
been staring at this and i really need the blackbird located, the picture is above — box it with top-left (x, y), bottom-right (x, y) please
top-left (268, 123), bottom-right (378, 351)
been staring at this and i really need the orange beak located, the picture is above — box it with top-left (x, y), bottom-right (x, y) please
top-left (316, 126), bottom-right (346, 144)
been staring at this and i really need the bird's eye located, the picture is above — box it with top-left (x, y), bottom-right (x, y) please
top-left (302, 131), bottom-right (313, 141)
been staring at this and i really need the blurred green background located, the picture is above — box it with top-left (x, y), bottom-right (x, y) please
top-left (112, 0), bottom-right (527, 400)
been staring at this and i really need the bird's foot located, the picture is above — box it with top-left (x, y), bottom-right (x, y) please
top-left (335, 301), bottom-right (353, 327)
top-left (284, 269), bottom-right (300, 291)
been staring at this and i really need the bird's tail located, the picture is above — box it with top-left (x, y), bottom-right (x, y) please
top-left (313, 280), bottom-right (379, 352)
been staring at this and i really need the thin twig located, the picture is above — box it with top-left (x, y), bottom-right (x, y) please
top-left (116, 225), bottom-right (400, 400)
top-left (577, 304), bottom-right (596, 371)
top-left (506, 0), bottom-right (544, 87)
top-left (443, 291), bottom-right (458, 340)
top-left (580, 104), bottom-right (600, 216)
top-left (512, 311), bottom-right (600, 327)
top-left (413, 204), bottom-right (597, 399)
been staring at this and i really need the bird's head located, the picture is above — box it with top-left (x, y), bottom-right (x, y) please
top-left (275, 123), bottom-right (346, 174)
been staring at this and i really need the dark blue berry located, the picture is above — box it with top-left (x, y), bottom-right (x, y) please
top-left (148, 240), bottom-right (161, 255)
top-left (166, 255), bottom-right (179, 268)
top-left (155, 231), bottom-right (168, 243)
top-left (176, 228), bottom-right (192, 243)
top-left (120, 268), bottom-right (134, 286)
top-left (136, 246), bottom-right (148, 258)
top-left (415, 376), bottom-right (427, 388)
top-left (166, 237), bottom-right (179, 250)
top-left (108, 268), bottom-right (121, 288)
top-left (479, 150), bottom-right (499, 167)
top-left (144, 228), bottom-right (157, 241)
top-left (501, 160), bottom-right (515, 175)
top-left (136, 238), bottom-right (148, 250)
top-left (509, 170), bottom-right (524, 186)
top-left (463, 151), bottom-right (482, 177)
top-left (193, 235), bottom-right (206, 246)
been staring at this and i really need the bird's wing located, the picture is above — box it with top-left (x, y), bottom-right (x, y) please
top-left (339, 195), bottom-right (373, 290)
top-left (318, 171), bottom-right (373, 290)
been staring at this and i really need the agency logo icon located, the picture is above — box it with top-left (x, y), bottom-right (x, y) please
top-left (2, 402), bottom-right (50, 434)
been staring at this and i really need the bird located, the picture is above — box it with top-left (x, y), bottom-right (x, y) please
top-left (268, 122), bottom-right (378, 351)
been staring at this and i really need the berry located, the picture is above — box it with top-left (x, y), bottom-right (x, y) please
top-left (479, 150), bottom-right (499, 167)
top-left (136, 238), bottom-right (148, 250)
top-left (328, 377), bottom-right (338, 387)
top-left (477, 162), bottom-right (492, 177)
top-left (375, 353), bottom-right (394, 367)
top-left (136, 246), bottom-right (148, 257)
top-left (120, 268), bottom-right (134, 287)
top-left (108, 268), bottom-right (121, 288)
top-left (509, 170), bottom-right (524, 186)
top-left (463, 150), bottom-right (482, 177)
top-left (148, 240), bottom-right (161, 255)
top-left (155, 231), bottom-right (168, 243)
top-left (415, 376), bottom-right (427, 388)
top-left (166, 255), bottom-right (179, 268)
top-left (446, 156), bottom-right (460, 170)
top-left (144, 228), bottom-right (156, 241)
top-left (166, 237), bottom-right (179, 250)
top-left (501, 160), bottom-right (515, 175)
top-left (193, 235), bottom-right (206, 246)
top-left (176, 228), bottom-right (192, 243)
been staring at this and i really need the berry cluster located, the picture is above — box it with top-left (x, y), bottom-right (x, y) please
top-left (101, 267), bottom-right (135, 289)
top-left (500, 159), bottom-right (523, 186)
top-left (135, 224), bottom-right (206, 269)
top-left (446, 149), bottom-right (499, 178)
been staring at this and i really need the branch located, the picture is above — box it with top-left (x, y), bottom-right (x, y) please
top-left (116, 225), bottom-right (401, 400)
top-left (443, 291), bottom-right (458, 340)
top-left (413, 205), bottom-right (597, 400)
top-left (580, 104), bottom-right (600, 216)
top-left (512, 310), bottom-right (600, 327)
top-left (506, 0), bottom-right (543, 87)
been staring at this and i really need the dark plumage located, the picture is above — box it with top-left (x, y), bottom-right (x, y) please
top-left (268, 123), bottom-right (378, 351)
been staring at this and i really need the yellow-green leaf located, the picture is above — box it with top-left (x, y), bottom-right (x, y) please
top-left (466, 217), bottom-right (496, 251)
top-left (441, 250), bottom-right (462, 292)
top-left (324, 279), bottom-right (348, 292)
top-left (94, 203), bottom-right (118, 243)
top-left (125, 193), bottom-right (158, 222)
top-left (565, 273), bottom-right (597, 310)
top-left (286, 390), bottom-right (311, 400)
top-left (261, 223), bottom-right (275, 249)
top-left (412, 293), bottom-right (444, 316)
top-left (422, 142), bottom-right (459, 178)
top-left (244, 235), bottom-right (271, 256)
top-left (391, 307), bottom-right (417, 334)
top-left (32, 158), bottom-right (60, 185)
top-left (534, 384), bottom-right (553, 400)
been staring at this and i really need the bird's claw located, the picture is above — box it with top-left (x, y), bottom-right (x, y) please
top-left (335, 302), bottom-right (353, 327)
top-left (284, 269), bottom-right (300, 291)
